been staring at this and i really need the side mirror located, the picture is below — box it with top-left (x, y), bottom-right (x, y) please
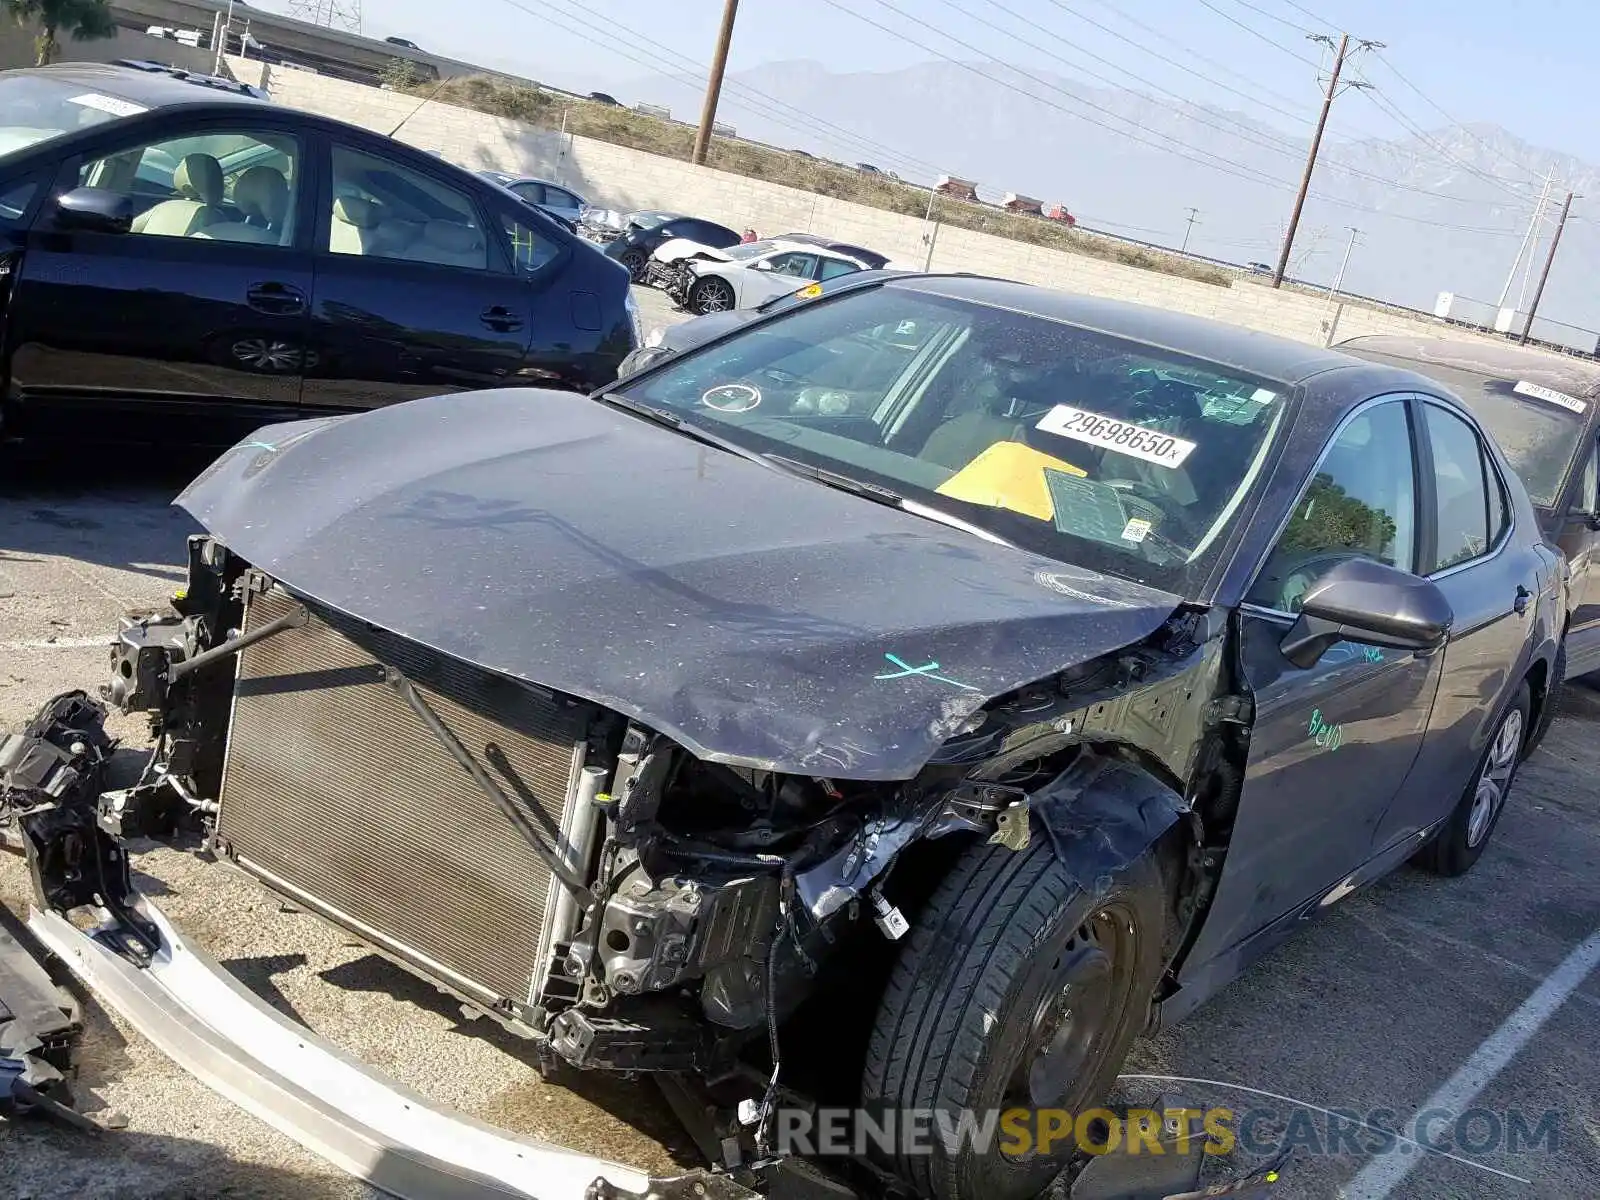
top-left (1279, 557), bottom-right (1453, 670)
top-left (54, 186), bottom-right (133, 234)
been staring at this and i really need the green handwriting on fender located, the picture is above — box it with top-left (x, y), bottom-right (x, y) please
top-left (1309, 708), bottom-right (1344, 752)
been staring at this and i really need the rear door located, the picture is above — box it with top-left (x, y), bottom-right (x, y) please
top-left (302, 137), bottom-right (537, 410)
top-left (5, 120), bottom-right (314, 438)
top-left (1373, 398), bottom-right (1529, 850)
top-left (1181, 395), bottom-right (1443, 971)
top-left (1556, 438), bottom-right (1600, 675)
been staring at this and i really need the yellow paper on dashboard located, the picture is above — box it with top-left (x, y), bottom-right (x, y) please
top-left (935, 440), bottom-right (1087, 521)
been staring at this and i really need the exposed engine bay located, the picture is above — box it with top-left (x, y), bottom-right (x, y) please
top-left (3, 531), bottom-right (1258, 1194)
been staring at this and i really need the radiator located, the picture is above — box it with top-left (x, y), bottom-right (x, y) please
top-left (216, 585), bottom-right (593, 1017)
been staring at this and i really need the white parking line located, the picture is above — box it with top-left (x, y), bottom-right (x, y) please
top-left (0, 636), bottom-right (112, 650)
top-left (1340, 925), bottom-right (1600, 1199)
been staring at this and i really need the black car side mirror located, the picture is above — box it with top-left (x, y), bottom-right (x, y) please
top-left (1279, 557), bottom-right (1453, 669)
top-left (53, 186), bottom-right (133, 234)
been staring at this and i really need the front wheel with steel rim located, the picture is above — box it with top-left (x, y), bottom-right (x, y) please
top-left (689, 276), bottom-right (736, 315)
top-left (860, 833), bottom-right (1166, 1200)
top-left (1415, 680), bottom-right (1530, 877)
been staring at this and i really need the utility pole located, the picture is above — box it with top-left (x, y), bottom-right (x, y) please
top-left (1519, 191), bottom-right (1575, 345)
top-left (1272, 32), bottom-right (1380, 288)
top-left (692, 0), bottom-right (740, 166)
top-left (1325, 225), bottom-right (1360, 308)
top-left (1498, 167), bottom-right (1553, 311)
top-left (212, 0), bottom-right (235, 73)
top-left (1181, 207), bottom-right (1200, 254)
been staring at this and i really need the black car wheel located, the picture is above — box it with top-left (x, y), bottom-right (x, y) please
top-left (619, 248), bottom-right (647, 282)
top-left (690, 277), bottom-right (736, 315)
top-left (1415, 680), bottom-right (1530, 877)
top-left (861, 834), bottom-right (1166, 1200)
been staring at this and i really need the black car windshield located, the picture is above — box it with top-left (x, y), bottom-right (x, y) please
top-left (614, 286), bottom-right (1289, 592)
top-left (0, 75), bottom-right (141, 160)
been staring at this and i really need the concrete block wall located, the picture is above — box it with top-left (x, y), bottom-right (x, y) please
top-left (235, 61), bottom-right (1504, 354)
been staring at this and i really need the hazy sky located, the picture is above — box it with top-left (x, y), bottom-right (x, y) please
top-left (254, 0), bottom-right (1599, 160)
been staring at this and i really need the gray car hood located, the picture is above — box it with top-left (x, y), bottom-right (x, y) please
top-left (177, 390), bottom-right (1184, 780)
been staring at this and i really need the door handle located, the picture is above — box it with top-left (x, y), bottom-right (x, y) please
top-left (1514, 585), bottom-right (1532, 615)
top-left (246, 282), bottom-right (306, 315)
top-left (480, 305), bottom-right (525, 333)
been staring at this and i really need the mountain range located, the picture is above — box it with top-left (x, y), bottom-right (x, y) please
top-left (526, 58), bottom-right (1595, 343)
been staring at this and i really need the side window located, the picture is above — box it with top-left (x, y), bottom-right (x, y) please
top-left (1248, 399), bottom-right (1419, 612)
top-left (544, 187), bottom-right (576, 209)
top-left (1576, 443), bottom-right (1598, 514)
top-left (510, 181), bottom-right (545, 206)
top-left (0, 178), bottom-right (39, 225)
top-left (817, 257), bottom-right (859, 281)
top-left (499, 212), bottom-right (561, 274)
top-left (766, 252), bottom-right (818, 278)
top-left (1424, 404), bottom-right (1496, 572)
top-left (327, 144), bottom-right (489, 271)
top-left (77, 130), bottom-right (300, 245)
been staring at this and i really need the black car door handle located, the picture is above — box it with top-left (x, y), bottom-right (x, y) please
top-left (246, 282), bottom-right (306, 315)
top-left (1514, 586), bottom-right (1532, 615)
top-left (480, 305), bottom-right (524, 333)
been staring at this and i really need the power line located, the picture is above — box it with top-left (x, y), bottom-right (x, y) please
top-left (1276, 0), bottom-right (1336, 26)
top-left (1369, 51), bottom-right (1545, 186)
top-left (1227, 0), bottom-right (1317, 36)
top-left (1357, 86), bottom-right (1534, 204)
top-left (1037, 0), bottom-right (1314, 128)
top-left (503, 0), bottom-right (945, 180)
top-left (1195, 0), bottom-right (1321, 66)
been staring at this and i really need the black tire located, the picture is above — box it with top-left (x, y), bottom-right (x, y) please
top-left (690, 277), bottom-right (736, 315)
top-left (860, 835), bottom-right (1166, 1200)
top-left (1414, 681), bottom-right (1530, 877)
top-left (619, 249), bottom-right (647, 282)
top-left (1525, 646), bottom-right (1562, 757)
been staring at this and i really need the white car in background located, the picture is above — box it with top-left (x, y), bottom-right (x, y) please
top-left (652, 236), bottom-right (880, 313)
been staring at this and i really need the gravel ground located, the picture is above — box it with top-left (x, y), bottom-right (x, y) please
top-left (2, 280), bottom-right (1597, 1199)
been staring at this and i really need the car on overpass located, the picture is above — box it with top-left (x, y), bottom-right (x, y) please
top-left (1341, 334), bottom-right (1600, 689)
top-left (13, 274), bottom-right (1563, 1200)
top-left (0, 62), bottom-right (639, 446)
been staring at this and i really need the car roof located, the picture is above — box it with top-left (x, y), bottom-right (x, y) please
top-left (887, 274), bottom-right (1369, 385)
top-left (13, 62), bottom-right (269, 109)
top-left (1337, 335), bottom-right (1600, 404)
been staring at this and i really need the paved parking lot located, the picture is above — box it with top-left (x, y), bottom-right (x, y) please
top-left (1, 282), bottom-right (1597, 1198)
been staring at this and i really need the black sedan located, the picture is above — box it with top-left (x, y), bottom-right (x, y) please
top-left (599, 210), bottom-right (741, 281)
top-left (1341, 336), bottom-right (1600, 683)
top-left (16, 277), bottom-right (1563, 1199)
top-left (0, 62), bottom-right (638, 446)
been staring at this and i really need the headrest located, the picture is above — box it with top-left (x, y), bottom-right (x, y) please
top-left (423, 219), bottom-right (481, 253)
top-left (333, 195), bottom-right (379, 229)
top-left (174, 153), bottom-right (224, 205)
top-left (233, 165), bottom-right (288, 225)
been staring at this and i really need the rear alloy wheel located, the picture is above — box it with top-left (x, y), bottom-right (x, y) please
top-left (690, 277), bottom-right (736, 315)
top-left (861, 835), bottom-right (1166, 1200)
top-left (619, 249), bottom-right (647, 282)
top-left (1415, 681), bottom-right (1530, 877)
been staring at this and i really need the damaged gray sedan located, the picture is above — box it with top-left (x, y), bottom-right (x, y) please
top-left (6, 276), bottom-right (1564, 1200)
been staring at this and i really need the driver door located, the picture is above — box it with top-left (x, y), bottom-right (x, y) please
top-left (1181, 395), bottom-right (1444, 971)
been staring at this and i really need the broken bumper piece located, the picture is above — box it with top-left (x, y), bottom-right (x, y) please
top-left (26, 900), bottom-right (758, 1200)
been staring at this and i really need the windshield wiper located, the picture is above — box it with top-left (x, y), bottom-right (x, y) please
top-left (597, 392), bottom-right (776, 468)
top-left (762, 455), bottom-right (1018, 548)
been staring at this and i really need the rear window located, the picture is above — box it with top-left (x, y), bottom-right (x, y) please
top-left (0, 76), bottom-right (144, 160)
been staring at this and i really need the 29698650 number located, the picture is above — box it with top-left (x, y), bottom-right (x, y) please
top-left (1035, 404), bottom-right (1197, 469)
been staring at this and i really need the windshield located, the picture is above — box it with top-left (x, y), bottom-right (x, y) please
top-left (1347, 353), bottom-right (1587, 506)
top-left (614, 286), bottom-right (1289, 593)
top-left (0, 76), bottom-right (142, 160)
top-left (626, 210), bottom-right (675, 230)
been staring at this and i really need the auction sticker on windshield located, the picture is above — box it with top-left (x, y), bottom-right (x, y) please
top-left (69, 93), bottom-right (147, 118)
top-left (1036, 404), bottom-right (1198, 468)
top-left (1514, 380), bottom-right (1588, 414)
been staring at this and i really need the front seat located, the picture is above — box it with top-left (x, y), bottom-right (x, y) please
top-left (329, 195), bottom-right (382, 255)
top-left (131, 153), bottom-right (227, 238)
top-left (200, 166), bottom-right (290, 245)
